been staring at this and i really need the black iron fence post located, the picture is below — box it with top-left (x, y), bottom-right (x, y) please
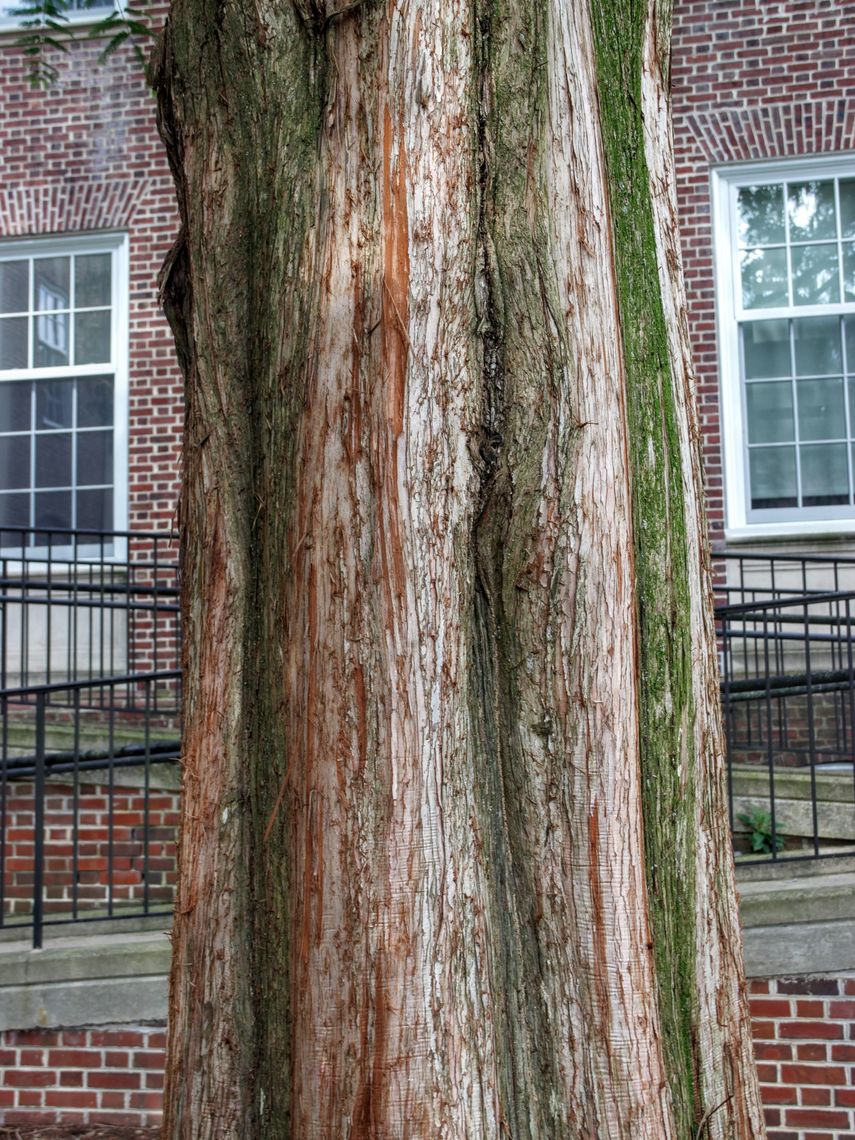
top-left (33, 691), bottom-right (45, 950)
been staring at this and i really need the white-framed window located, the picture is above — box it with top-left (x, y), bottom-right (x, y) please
top-left (713, 155), bottom-right (855, 540)
top-left (0, 1), bottom-right (119, 30)
top-left (0, 233), bottom-right (129, 550)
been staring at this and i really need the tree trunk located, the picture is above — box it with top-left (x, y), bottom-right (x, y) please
top-left (153, 1), bottom-right (765, 1136)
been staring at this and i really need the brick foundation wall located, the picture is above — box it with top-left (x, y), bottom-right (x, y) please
top-left (3, 775), bottom-right (179, 925)
top-left (751, 976), bottom-right (855, 1139)
top-left (2, 978), bottom-right (854, 1133)
top-left (0, 1024), bottom-right (165, 1129)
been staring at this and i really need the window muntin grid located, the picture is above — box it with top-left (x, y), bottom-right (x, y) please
top-left (0, 239), bottom-right (124, 549)
top-left (726, 168), bottom-right (855, 526)
top-left (737, 177), bottom-right (855, 313)
top-left (0, 253), bottom-right (111, 370)
top-left (742, 316), bottom-right (855, 516)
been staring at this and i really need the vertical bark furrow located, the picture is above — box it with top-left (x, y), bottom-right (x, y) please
top-left (279, 3), bottom-right (502, 1134)
top-left (154, 3), bottom-right (326, 1135)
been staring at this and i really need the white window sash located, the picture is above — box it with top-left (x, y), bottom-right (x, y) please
top-left (712, 155), bottom-right (855, 541)
top-left (0, 232), bottom-right (129, 553)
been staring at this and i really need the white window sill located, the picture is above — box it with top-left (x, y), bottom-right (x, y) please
top-left (724, 520), bottom-right (855, 545)
top-left (0, 6), bottom-right (120, 36)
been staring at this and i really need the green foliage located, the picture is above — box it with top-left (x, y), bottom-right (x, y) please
top-left (737, 809), bottom-right (785, 854)
top-left (11, 0), bottom-right (153, 87)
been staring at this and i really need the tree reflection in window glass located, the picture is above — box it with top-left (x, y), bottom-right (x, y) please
top-left (738, 184), bottom-right (785, 247)
top-left (787, 181), bottom-right (837, 242)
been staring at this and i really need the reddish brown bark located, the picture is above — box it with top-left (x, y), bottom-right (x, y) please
top-left (154, 1), bottom-right (765, 1136)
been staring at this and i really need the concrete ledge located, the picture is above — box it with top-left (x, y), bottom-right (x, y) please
top-left (0, 930), bottom-right (170, 1031)
top-left (743, 916), bottom-right (855, 977)
top-left (737, 853), bottom-right (855, 881)
top-left (739, 869), bottom-right (855, 926)
top-left (732, 766), bottom-right (854, 804)
top-left (0, 913), bottom-right (172, 945)
top-left (2, 863), bottom-right (853, 1027)
top-left (738, 865), bottom-right (855, 976)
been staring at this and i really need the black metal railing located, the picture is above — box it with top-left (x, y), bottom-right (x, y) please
top-left (1, 527), bottom-right (181, 946)
top-left (714, 551), bottom-right (855, 866)
top-left (1, 525), bottom-right (180, 692)
top-left (4, 536), bottom-right (855, 943)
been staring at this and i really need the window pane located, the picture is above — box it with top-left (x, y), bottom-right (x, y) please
top-left (743, 320), bottom-right (790, 378)
top-left (792, 244), bottom-right (840, 306)
top-left (746, 382), bottom-right (794, 443)
top-left (788, 181), bottom-right (838, 242)
top-left (741, 247), bottom-right (788, 309)
top-left (0, 492), bottom-right (29, 544)
top-left (0, 381), bottom-right (30, 431)
top-left (749, 446), bottom-right (797, 509)
top-left (77, 430), bottom-right (112, 486)
top-left (35, 432), bottom-right (72, 488)
top-left (843, 242), bottom-right (855, 303)
top-left (0, 261), bottom-right (28, 315)
top-left (738, 185), bottom-right (785, 246)
top-left (793, 316), bottom-right (842, 376)
top-left (0, 435), bottom-right (30, 491)
top-left (74, 310), bottom-right (110, 365)
top-left (0, 317), bottom-right (28, 370)
top-left (34, 311), bottom-right (69, 367)
top-left (33, 257), bottom-right (70, 311)
top-left (846, 318), bottom-right (855, 372)
top-left (34, 491), bottom-right (72, 536)
top-left (801, 443), bottom-right (849, 506)
top-left (77, 377), bottom-right (113, 427)
top-left (797, 378), bottom-right (846, 441)
top-left (841, 180), bottom-right (855, 239)
top-left (36, 380), bottom-right (73, 429)
top-left (77, 488), bottom-right (112, 532)
top-left (74, 254), bottom-right (111, 308)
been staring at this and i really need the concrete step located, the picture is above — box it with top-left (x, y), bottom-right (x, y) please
top-left (739, 868), bottom-right (855, 926)
top-left (737, 852), bottom-right (855, 881)
top-left (731, 764), bottom-right (855, 843)
top-left (731, 764), bottom-right (854, 803)
top-left (738, 865), bottom-right (855, 976)
top-left (0, 928), bottom-right (170, 1031)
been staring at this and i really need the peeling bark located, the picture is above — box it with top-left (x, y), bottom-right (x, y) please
top-left (154, 1), bottom-right (765, 1136)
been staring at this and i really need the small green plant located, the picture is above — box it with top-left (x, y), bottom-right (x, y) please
top-left (737, 809), bottom-right (785, 855)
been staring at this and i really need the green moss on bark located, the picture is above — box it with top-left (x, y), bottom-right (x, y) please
top-left (590, 5), bottom-right (700, 1137)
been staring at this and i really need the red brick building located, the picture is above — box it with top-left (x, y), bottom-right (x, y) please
top-left (0, 0), bottom-right (180, 549)
top-left (1, 3), bottom-right (855, 1138)
top-left (673, 0), bottom-right (855, 549)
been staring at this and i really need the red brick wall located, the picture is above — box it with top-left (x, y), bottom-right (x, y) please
top-left (750, 976), bottom-right (855, 1139)
top-left (0, 4), bottom-right (182, 531)
top-left (3, 980), bottom-right (855, 1133)
top-left (3, 775), bottom-right (179, 924)
top-left (0, 1024), bottom-right (165, 1129)
top-left (672, 0), bottom-right (855, 546)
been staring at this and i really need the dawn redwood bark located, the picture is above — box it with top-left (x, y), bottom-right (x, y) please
top-left (153, 1), bottom-right (765, 1136)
